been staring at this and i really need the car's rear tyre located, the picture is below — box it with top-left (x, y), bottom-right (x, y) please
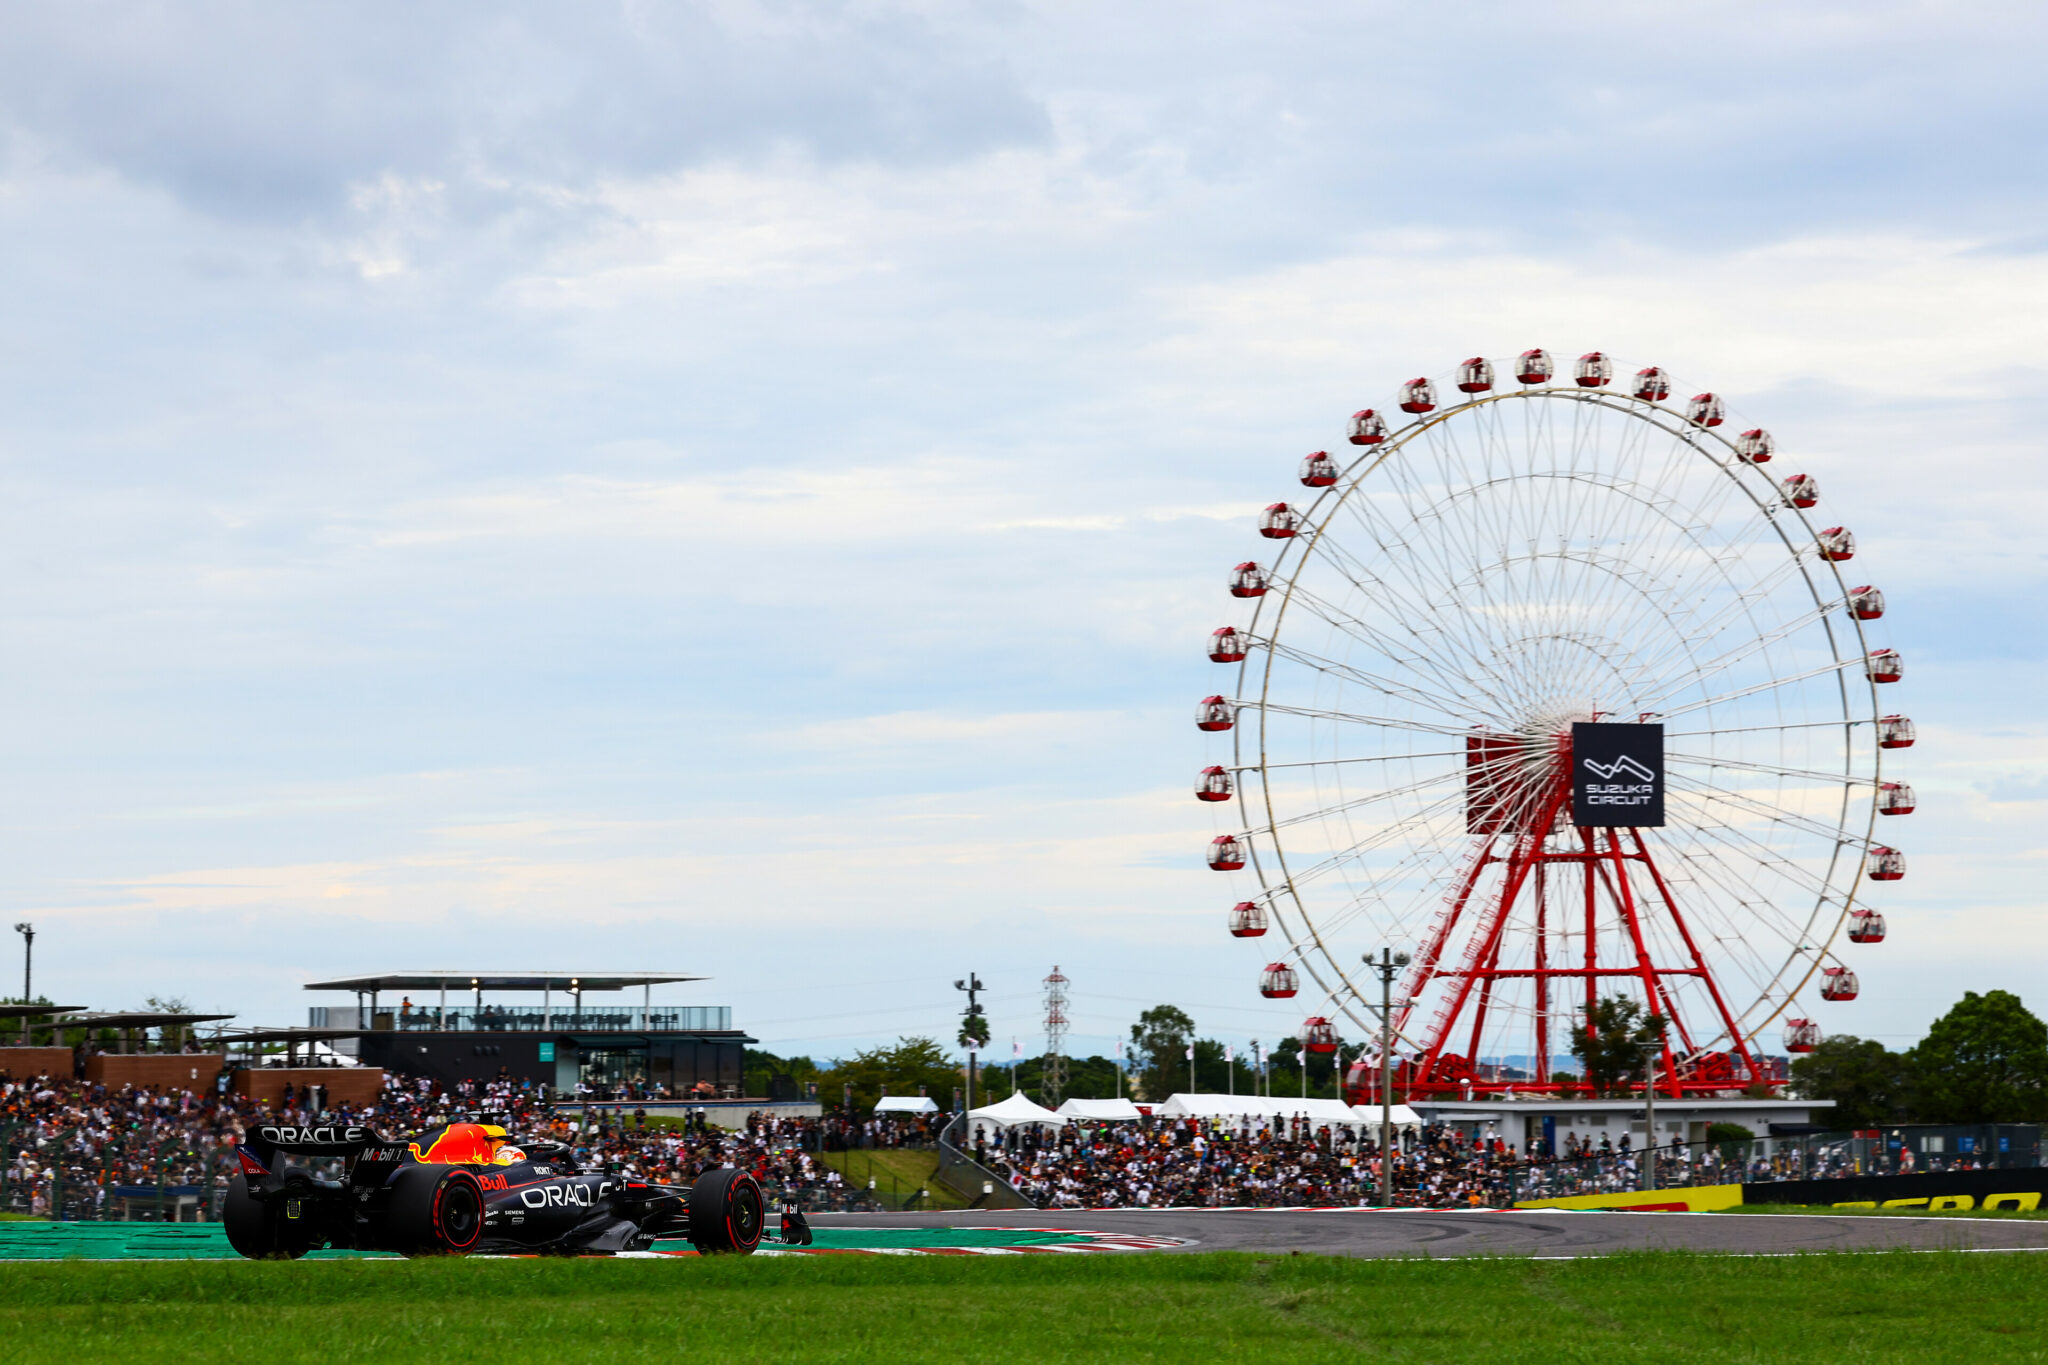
top-left (222, 1173), bottom-right (316, 1260)
top-left (384, 1166), bottom-right (486, 1256)
top-left (688, 1168), bottom-right (764, 1254)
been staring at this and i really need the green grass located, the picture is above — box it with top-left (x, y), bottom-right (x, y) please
top-left (816, 1147), bottom-right (972, 1209)
top-left (1, 1251), bottom-right (2046, 1363)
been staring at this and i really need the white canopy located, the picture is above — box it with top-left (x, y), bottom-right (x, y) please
top-left (874, 1095), bottom-right (940, 1114)
top-left (1056, 1097), bottom-right (1143, 1122)
top-left (967, 1091), bottom-right (1066, 1129)
top-left (1350, 1102), bottom-right (1424, 1128)
top-left (1152, 1094), bottom-right (1390, 1128)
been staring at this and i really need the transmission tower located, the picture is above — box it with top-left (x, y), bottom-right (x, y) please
top-left (1041, 966), bottom-right (1070, 1106)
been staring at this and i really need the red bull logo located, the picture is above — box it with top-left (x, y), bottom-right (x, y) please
top-left (409, 1122), bottom-right (522, 1166)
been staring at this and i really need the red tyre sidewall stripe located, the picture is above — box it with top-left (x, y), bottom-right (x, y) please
top-left (433, 1172), bottom-right (483, 1251)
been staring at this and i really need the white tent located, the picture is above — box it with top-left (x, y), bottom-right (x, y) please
top-left (874, 1095), bottom-right (940, 1114)
top-left (1153, 1094), bottom-right (1390, 1129)
top-left (966, 1091), bottom-right (1065, 1141)
top-left (1350, 1102), bottom-right (1423, 1128)
top-left (1056, 1097), bottom-right (1143, 1122)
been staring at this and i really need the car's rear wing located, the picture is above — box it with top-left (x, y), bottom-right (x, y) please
top-left (241, 1123), bottom-right (407, 1175)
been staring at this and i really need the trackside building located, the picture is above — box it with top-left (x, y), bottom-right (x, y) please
top-left (305, 971), bottom-right (755, 1095)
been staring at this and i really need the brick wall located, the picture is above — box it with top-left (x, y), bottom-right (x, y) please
top-left (84, 1053), bottom-right (226, 1091)
top-left (0, 1046), bottom-right (74, 1080)
top-left (233, 1068), bottom-right (385, 1108)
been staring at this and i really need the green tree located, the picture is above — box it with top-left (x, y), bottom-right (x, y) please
top-left (1129, 1005), bottom-right (1195, 1100)
top-left (1269, 1036), bottom-right (1344, 1099)
top-left (1909, 990), bottom-right (2048, 1123)
top-left (1569, 996), bottom-right (1667, 1096)
top-left (1787, 1034), bottom-right (1913, 1128)
top-left (814, 1037), bottom-right (961, 1114)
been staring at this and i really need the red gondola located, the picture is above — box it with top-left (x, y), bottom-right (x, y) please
top-left (1456, 357), bottom-right (1495, 393)
top-left (1229, 562), bottom-right (1269, 598)
top-left (1848, 909), bottom-right (1887, 943)
top-left (1877, 714), bottom-right (1915, 749)
top-left (1259, 963), bottom-right (1299, 998)
top-left (1207, 835), bottom-right (1247, 871)
top-left (1783, 1018), bottom-right (1822, 1053)
top-left (1301, 1016), bottom-right (1340, 1053)
top-left (1686, 392), bottom-right (1726, 427)
top-left (1349, 410), bottom-right (1390, 446)
top-left (1300, 451), bottom-right (1339, 487)
top-left (1196, 765), bottom-right (1233, 802)
top-left (1866, 649), bottom-right (1903, 684)
top-left (1631, 366), bottom-right (1672, 401)
top-left (1877, 781), bottom-right (1915, 815)
top-left (1574, 352), bottom-right (1613, 387)
top-left (1228, 901), bottom-right (1268, 938)
top-left (1865, 846), bottom-right (1906, 881)
top-left (1846, 586), bottom-right (1885, 620)
top-left (1821, 966), bottom-right (1860, 1001)
top-left (1258, 503), bottom-right (1301, 539)
top-left (1515, 348), bottom-right (1554, 384)
top-left (1196, 695), bottom-right (1235, 732)
top-left (1780, 473), bottom-right (1819, 508)
top-left (1736, 428), bottom-right (1774, 463)
top-left (1817, 526), bottom-right (1856, 561)
top-left (1208, 627), bottom-right (1248, 663)
top-left (1398, 378), bottom-right (1437, 413)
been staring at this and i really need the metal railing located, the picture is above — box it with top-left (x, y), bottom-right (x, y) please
top-left (2, 1122), bottom-right (234, 1222)
top-left (308, 1005), bottom-right (733, 1033)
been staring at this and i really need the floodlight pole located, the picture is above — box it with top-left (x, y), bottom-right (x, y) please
top-left (1642, 1044), bottom-right (1659, 1193)
top-left (955, 973), bottom-right (985, 1138)
top-left (1367, 947), bottom-right (1411, 1207)
top-left (12, 924), bottom-right (31, 1046)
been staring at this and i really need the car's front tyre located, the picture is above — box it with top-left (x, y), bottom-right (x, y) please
top-left (687, 1168), bottom-right (764, 1254)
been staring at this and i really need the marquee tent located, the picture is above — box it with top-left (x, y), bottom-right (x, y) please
top-left (874, 1095), bottom-right (940, 1115)
top-left (1153, 1094), bottom-right (1391, 1129)
top-left (1351, 1103), bottom-right (1424, 1129)
top-left (966, 1091), bottom-right (1065, 1141)
top-left (1055, 1097), bottom-right (1144, 1122)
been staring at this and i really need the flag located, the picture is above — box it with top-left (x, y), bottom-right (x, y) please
top-left (1184, 1045), bottom-right (1194, 1061)
top-left (1114, 1039), bottom-right (1124, 1061)
top-left (1012, 1038), bottom-right (1021, 1061)
top-left (1225, 1045), bottom-right (1234, 1064)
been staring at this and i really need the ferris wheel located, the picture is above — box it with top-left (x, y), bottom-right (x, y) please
top-left (1195, 351), bottom-right (1911, 1098)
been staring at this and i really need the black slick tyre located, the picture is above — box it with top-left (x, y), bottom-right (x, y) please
top-left (222, 1172), bottom-right (316, 1260)
top-left (383, 1165), bottom-right (486, 1256)
top-left (688, 1168), bottom-right (764, 1254)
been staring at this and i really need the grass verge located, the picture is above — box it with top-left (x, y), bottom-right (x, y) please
top-left (1, 1250), bottom-right (2046, 1363)
top-left (816, 1147), bottom-right (971, 1209)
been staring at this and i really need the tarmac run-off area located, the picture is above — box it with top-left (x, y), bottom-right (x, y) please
top-left (10, 1208), bottom-right (2048, 1259)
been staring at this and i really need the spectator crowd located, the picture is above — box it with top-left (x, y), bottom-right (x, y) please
top-left (2, 1063), bottom-right (2009, 1221)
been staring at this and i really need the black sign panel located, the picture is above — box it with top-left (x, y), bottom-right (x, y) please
top-left (1571, 722), bottom-right (1665, 827)
top-left (1745, 1167), bottom-right (2048, 1210)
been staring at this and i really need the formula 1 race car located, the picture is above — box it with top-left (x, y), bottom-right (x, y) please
top-left (224, 1121), bottom-right (783, 1258)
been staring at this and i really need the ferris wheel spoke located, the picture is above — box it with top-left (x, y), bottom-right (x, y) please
top-left (1254, 787), bottom-right (1473, 894)
top-left (1280, 578), bottom-right (1516, 716)
top-left (1249, 767), bottom-right (1466, 837)
top-left (1664, 770), bottom-right (1863, 848)
top-left (1245, 700), bottom-right (1490, 741)
top-left (1666, 750), bottom-right (1863, 788)
top-left (1657, 656), bottom-right (1863, 720)
top-left (1230, 749), bottom-right (1465, 773)
top-left (1263, 639), bottom-right (1500, 726)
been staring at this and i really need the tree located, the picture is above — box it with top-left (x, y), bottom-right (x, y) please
top-left (1787, 1035), bottom-right (1913, 1128)
top-left (1129, 1005), bottom-right (1195, 1101)
top-left (1568, 996), bottom-right (1667, 1096)
top-left (1269, 1036), bottom-right (1344, 1099)
top-left (814, 1037), bottom-right (961, 1114)
top-left (1909, 990), bottom-right (2048, 1123)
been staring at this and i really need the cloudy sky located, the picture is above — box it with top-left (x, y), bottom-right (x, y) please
top-left (0, 1), bottom-right (2042, 1064)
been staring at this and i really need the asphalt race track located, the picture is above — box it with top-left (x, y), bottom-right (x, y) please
top-left (806, 1208), bottom-right (2048, 1258)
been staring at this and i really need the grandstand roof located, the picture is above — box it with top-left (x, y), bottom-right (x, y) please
top-left (62, 1011), bottom-right (236, 1028)
top-left (0, 1004), bottom-right (83, 1020)
top-left (302, 971), bottom-right (706, 993)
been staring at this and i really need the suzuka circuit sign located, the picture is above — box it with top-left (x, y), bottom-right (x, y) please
top-left (1571, 722), bottom-right (1665, 827)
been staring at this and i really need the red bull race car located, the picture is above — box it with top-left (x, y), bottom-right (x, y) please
top-left (224, 1120), bottom-right (798, 1258)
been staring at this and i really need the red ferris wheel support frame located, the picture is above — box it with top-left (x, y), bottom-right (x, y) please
top-left (1389, 733), bottom-right (1765, 1100)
